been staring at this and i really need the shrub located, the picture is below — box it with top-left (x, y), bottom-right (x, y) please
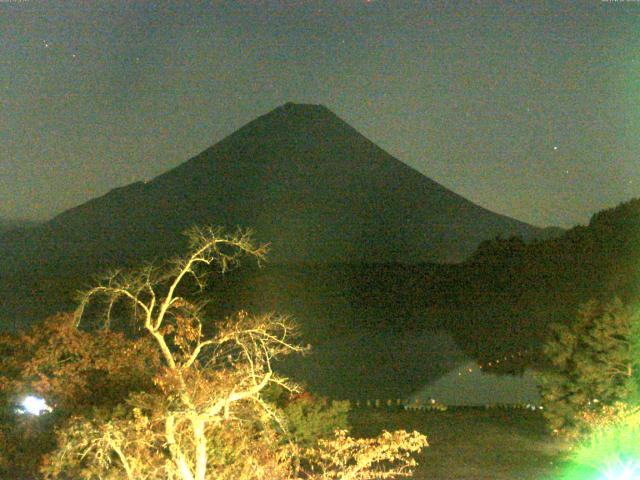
top-left (281, 391), bottom-right (350, 447)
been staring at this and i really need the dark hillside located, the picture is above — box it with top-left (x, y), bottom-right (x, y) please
top-left (435, 198), bottom-right (640, 367)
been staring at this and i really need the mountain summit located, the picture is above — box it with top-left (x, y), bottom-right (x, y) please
top-left (2, 103), bottom-right (554, 275)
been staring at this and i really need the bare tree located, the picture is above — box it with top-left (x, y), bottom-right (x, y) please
top-left (41, 227), bottom-right (428, 480)
top-left (52, 227), bottom-right (301, 480)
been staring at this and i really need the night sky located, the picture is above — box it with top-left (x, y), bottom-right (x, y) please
top-left (1, 0), bottom-right (638, 228)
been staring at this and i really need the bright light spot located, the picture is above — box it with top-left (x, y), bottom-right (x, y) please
top-left (602, 459), bottom-right (640, 480)
top-left (19, 395), bottom-right (52, 415)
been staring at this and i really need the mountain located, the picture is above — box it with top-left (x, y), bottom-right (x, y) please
top-left (0, 103), bottom-right (556, 280)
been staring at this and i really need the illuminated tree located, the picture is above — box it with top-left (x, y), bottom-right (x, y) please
top-left (303, 429), bottom-right (428, 480)
top-left (538, 298), bottom-right (640, 435)
top-left (31, 227), bottom-right (428, 480)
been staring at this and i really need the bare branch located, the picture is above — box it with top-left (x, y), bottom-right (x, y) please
top-left (44, 226), bottom-right (427, 480)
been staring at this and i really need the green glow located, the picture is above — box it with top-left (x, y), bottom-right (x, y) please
top-left (557, 405), bottom-right (640, 480)
top-left (558, 460), bottom-right (640, 480)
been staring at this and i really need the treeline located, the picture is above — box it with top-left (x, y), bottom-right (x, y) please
top-left (436, 198), bottom-right (640, 368)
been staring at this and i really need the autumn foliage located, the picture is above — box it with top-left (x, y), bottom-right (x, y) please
top-left (0, 227), bottom-right (428, 479)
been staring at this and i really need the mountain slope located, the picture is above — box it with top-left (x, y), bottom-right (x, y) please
top-left (0, 103), bottom-right (555, 279)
